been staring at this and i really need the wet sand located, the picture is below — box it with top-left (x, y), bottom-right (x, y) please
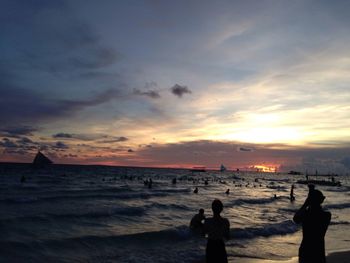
top-left (229, 250), bottom-right (350, 262)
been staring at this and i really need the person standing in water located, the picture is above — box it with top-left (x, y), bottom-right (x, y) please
top-left (204, 199), bottom-right (230, 263)
top-left (293, 185), bottom-right (331, 263)
top-left (290, 184), bottom-right (295, 202)
top-left (190, 208), bottom-right (205, 235)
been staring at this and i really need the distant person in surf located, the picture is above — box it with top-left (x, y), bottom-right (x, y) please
top-left (204, 199), bottom-right (230, 263)
top-left (193, 187), bottom-right (198, 194)
top-left (190, 208), bottom-right (205, 235)
top-left (225, 189), bottom-right (230, 195)
top-left (293, 185), bottom-right (331, 263)
top-left (290, 184), bottom-right (295, 202)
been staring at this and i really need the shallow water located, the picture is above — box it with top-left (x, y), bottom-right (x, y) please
top-left (0, 163), bottom-right (349, 262)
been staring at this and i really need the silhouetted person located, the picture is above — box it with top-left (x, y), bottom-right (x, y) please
top-left (204, 199), bottom-right (230, 263)
top-left (190, 208), bottom-right (205, 235)
top-left (225, 189), bottom-right (230, 195)
top-left (172, 178), bottom-right (177, 184)
top-left (290, 184), bottom-right (295, 202)
top-left (148, 178), bottom-right (153, 189)
top-left (205, 179), bottom-right (209, 185)
top-left (293, 185), bottom-right (331, 263)
top-left (20, 175), bottom-right (26, 183)
top-left (193, 187), bottom-right (198, 194)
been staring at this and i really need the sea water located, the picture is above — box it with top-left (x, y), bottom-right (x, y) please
top-left (0, 163), bottom-right (349, 263)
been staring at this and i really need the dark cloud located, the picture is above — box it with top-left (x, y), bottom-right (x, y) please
top-left (0, 126), bottom-right (38, 137)
top-left (133, 88), bottom-right (161, 99)
top-left (100, 137), bottom-right (129, 143)
top-left (3, 149), bottom-right (28, 155)
top-left (0, 1), bottom-right (124, 126)
top-left (52, 133), bottom-right (128, 143)
top-left (63, 153), bottom-right (78, 158)
top-left (16, 137), bottom-right (34, 144)
top-left (170, 84), bottom-right (192, 98)
top-left (53, 133), bottom-right (73, 139)
top-left (54, 141), bottom-right (69, 149)
top-left (0, 84), bottom-right (121, 125)
top-left (139, 144), bottom-right (152, 148)
top-left (0, 138), bottom-right (18, 148)
top-left (1, 1), bottom-right (121, 74)
top-left (238, 147), bottom-right (254, 152)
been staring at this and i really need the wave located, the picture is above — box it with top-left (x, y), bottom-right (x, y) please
top-left (330, 220), bottom-right (350, 225)
top-left (232, 220), bottom-right (299, 239)
top-left (325, 202), bottom-right (350, 210)
top-left (0, 191), bottom-right (170, 204)
top-left (50, 206), bottom-right (147, 219)
top-left (145, 202), bottom-right (191, 211)
top-left (1, 220), bottom-right (300, 253)
top-left (0, 206), bottom-right (148, 224)
top-left (229, 197), bottom-right (280, 206)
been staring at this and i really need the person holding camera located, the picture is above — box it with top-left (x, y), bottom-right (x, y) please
top-left (293, 184), bottom-right (331, 263)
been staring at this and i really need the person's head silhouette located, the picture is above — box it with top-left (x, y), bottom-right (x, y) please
top-left (309, 189), bottom-right (325, 206)
top-left (212, 199), bottom-right (223, 216)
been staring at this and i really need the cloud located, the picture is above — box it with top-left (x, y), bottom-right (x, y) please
top-left (68, 48), bottom-right (121, 70)
top-left (0, 83), bottom-right (121, 125)
top-left (238, 147), bottom-right (254, 152)
top-left (133, 88), bottom-right (161, 99)
top-left (52, 133), bottom-right (128, 143)
top-left (0, 126), bottom-right (38, 137)
top-left (170, 84), bottom-right (192, 98)
top-left (100, 137), bottom-right (129, 143)
top-left (0, 138), bottom-right (18, 148)
top-left (0, 1), bottom-right (125, 127)
top-left (54, 141), bottom-right (69, 149)
top-left (53, 133), bottom-right (73, 139)
top-left (1, 1), bottom-right (121, 74)
top-left (16, 137), bottom-right (34, 144)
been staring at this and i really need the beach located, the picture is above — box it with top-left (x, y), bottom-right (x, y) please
top-left (0, 163), bottom-right (349, 262)
top-left (232, 250), bottom-right (350, 263)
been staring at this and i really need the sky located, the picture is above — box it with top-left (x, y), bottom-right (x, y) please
top-left (1, 0), bottom-right (350, 173)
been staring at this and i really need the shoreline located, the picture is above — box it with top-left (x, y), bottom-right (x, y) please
top-left (327, 250), bottom-right (350, 263)
top-left (229, 249), bottom-right (350, 263)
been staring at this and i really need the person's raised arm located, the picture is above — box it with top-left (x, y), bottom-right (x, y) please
top-left (293, 197), bottom-right (309, 224)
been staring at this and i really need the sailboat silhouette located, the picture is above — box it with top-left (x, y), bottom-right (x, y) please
top-left (220, 164), bottom-right (227, 172)
top-left (33, 151), bottom-right (53, 167)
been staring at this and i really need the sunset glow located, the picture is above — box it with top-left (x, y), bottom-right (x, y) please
top-left (253, 165), bottom-right (278, 173)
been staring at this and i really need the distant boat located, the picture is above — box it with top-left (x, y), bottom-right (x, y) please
top-left (220, 164), bottom-right (227, 172)
top-left (288, 170), bottom-right (303, 175)
top-left (296, 179), bottom-right (341, 187)
top-left (297, 174), bottom-right (341, 187)
top-left (33, 151), bottom-right (53, 167)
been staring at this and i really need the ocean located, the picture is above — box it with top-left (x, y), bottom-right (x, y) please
top-left (0, 163), bottom-right (349, 263)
